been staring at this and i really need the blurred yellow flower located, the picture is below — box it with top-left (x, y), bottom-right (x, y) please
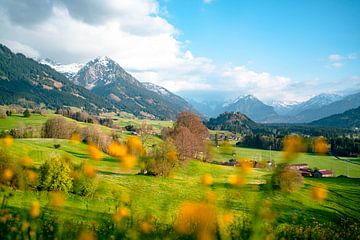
top-left (27, 170), bottom-right (37, 184)
top-left (121, 154), bottom-right (137, 169)
top-left (70, 133), bottom-right (81, 144)
top-left (238, 159), bottom-right (252, 173)
top-left (312, 186), bottom-right (328, 202)
top-left (108, 142), bottom-right (127, 158)
top-left (78, 230), bottom-right (97, 240)
top-left (83, 163), bottom-right (96, 178)
top-left (174, 201), bottom-right (217, 239)
top-left (88, 143), bottom-right (103, 160)
top-left (313, 137), bottom-right (329, 155)
top-left (201, 174), bottom-right (213, 186)
top-left (228, 174), bottom-right (245, 186)
top-left (166, 150), bottom-right (177, 161)
top-left (50, 191), bottom-right (65, 208)
top-left (112, 207), bottom-right (130, 222)
top-left (120, 192), bottom-right (131, 204)
top-left (282, 135), bottom-right (304, 160)
top-left (3, 135), bottom-right (13, 147)
top-left (222, 213), bottom-right (233, 225)
top-left (127, 136), bottom-right (144, 154)
top-left (140, 221), bottom-right (153, 234)
top-left (29, 201), bottom-right (40, 218)
top-left (2, 168), bottom-right (14, 181)
top-left (21, 156), bottom-right (33, 167)
top-left (206, 191), bottom-right (217, 202)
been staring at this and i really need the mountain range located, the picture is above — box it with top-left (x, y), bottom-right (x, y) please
top-left (1, 42), bottom-right (358, 127)
top-left (310, 106), bottom-right (360, 128)
top-left (189, 92), bottom-right (360, 124)
top-left (41, 55), bottom-right (196, 120)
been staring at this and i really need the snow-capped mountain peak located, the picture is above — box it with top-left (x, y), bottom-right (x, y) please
top-left (39, 58), bottom-right (84, 79)
top-left (142, 82), bottom-right (171, 96)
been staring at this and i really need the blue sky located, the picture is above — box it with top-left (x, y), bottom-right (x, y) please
top-left (0, 0), bottom-right (359, 102)
top-left (160, 0), bottom-right (360, 97)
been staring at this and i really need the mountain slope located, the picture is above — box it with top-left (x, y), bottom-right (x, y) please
top-left (291, 92), bottom-right (360, 123)
top-left (0, 44), bottom-right (112, 112)
top-left (223, 95), bottom-right (278, 122)
top-left (72, 57), bottom-right (196, 120)
top-left (310, 106), bottom-right (360, 128)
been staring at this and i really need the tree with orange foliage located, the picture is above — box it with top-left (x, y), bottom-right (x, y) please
top-left (165, 112), bottom-right (209, 161)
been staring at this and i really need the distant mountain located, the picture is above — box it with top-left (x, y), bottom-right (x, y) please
top-left (39, 58), bottom-right (84, 80)
top-left (206, 112), bottom-right (257, 134)
top-left (70, 57), bottom-right (195, 120)
top-left (223, 95), bottom-right (278, 122)
top-left (310, 106), bottom-right (360, 128)
top-left (270, 100), bottom-right (300, 115)
top-left (289, 93), bottom-right (342, 116)
top-left (186, 99), bottom-right (224, 118)
top-left (0, 44), bottom-right (112, 112)
top-left (290, 92), bottom-right (360, 123)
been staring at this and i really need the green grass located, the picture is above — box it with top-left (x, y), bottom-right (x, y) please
top-left (2, 138), bottom-right (360, 226)
top-left (213, 146), bottom-right (360, 177)
top-left (0, 116), bottom-right (359, 238)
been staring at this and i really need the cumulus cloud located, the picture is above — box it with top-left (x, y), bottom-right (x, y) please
top-left (327, 53), bottom-right (357, 69)
top-left (0, 0), bottom-right (356, 102)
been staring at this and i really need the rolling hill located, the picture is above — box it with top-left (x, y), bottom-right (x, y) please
top-left (310, 106), bottom-right (360, 128)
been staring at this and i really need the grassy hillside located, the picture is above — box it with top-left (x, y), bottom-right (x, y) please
top-left (0, 116), bottom-right (359, 239)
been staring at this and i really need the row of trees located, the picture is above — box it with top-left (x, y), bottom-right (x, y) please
top-left (235, 133), bottom-right (360, 157)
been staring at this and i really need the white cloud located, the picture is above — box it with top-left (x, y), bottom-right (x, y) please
top-left (203, 0), bottom-right (213, 4)
top-left (0, 39), bottom-right (40, 58)
top-left (330, 62), bottom-right (343, 69)
top-left (327, 52), bottom-right (357, 69)
top-left (0, 0), bottom-right (357, 103)
top-left (328, 54), bottom-right (343, 62)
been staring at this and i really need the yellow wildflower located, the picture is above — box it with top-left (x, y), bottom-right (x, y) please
top-left (88, 143), bottom-right (103, 160)
top-left (2, 168), bottom-right (14, 181)
top-left (112, 207), bottom-right (130, 223)
top-left (127, 136), bottom-right (144, 154)
top-left (70, 133), bottom-right (81, 144)
top-left (78, 230), bottom-right (97, 240)
top-left (3, 135), bottom-right (13, 147)
top-left (282, 135), bottom-right (304, 160)
top-left (313, 137), bottom-right (329, 155)
top-left (21, 156), bottom-right (33, 167)
top-left (50, 191), bottom-right (65, 208)
top-left (201, 174), bottom-right (213, 186)
top-left (121, 154), bottom-right (137, 169)
top-left (29, 201), bottom-right (40, 218)
top-left (312, 186), bottom-right (328, 202)
top-left (223, 213), bottom-right (234, 225)
top-left (108, 142), bottom-right (127, 158)
top-left (83, 163), bottom-right (96, 178)
top-left (174, 201), bottom-right (217, 239)
top-left (140, 221), bottom-right (153, 234)
top-left (228, 174), bottom-right (245, 186)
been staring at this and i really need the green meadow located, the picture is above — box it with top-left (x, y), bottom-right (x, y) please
top-left (0, 114), bottom-right (359, 239)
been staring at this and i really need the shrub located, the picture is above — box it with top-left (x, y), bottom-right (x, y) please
top-left (142, 139), bottom-right (178, 176)
top-left (72, 164), bottom-right (98, 197)
top-left (38, 155), bottom-right (73, 192)
top-left (278, 169), bottom-right (304, 192)
top-left (42, 117), bottom-right (79, 139)
top-left (0, 108), bottom-right (6, 119)
top-left (82, 125), bottom-right (111, 152)
top-left (23, 109), bottom-right (31, 118)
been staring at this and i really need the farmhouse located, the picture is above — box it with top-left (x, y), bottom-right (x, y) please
top-left (285, 163), bottom-right (309, 171)
top-left (313, 169), bottom-right (334, 178)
